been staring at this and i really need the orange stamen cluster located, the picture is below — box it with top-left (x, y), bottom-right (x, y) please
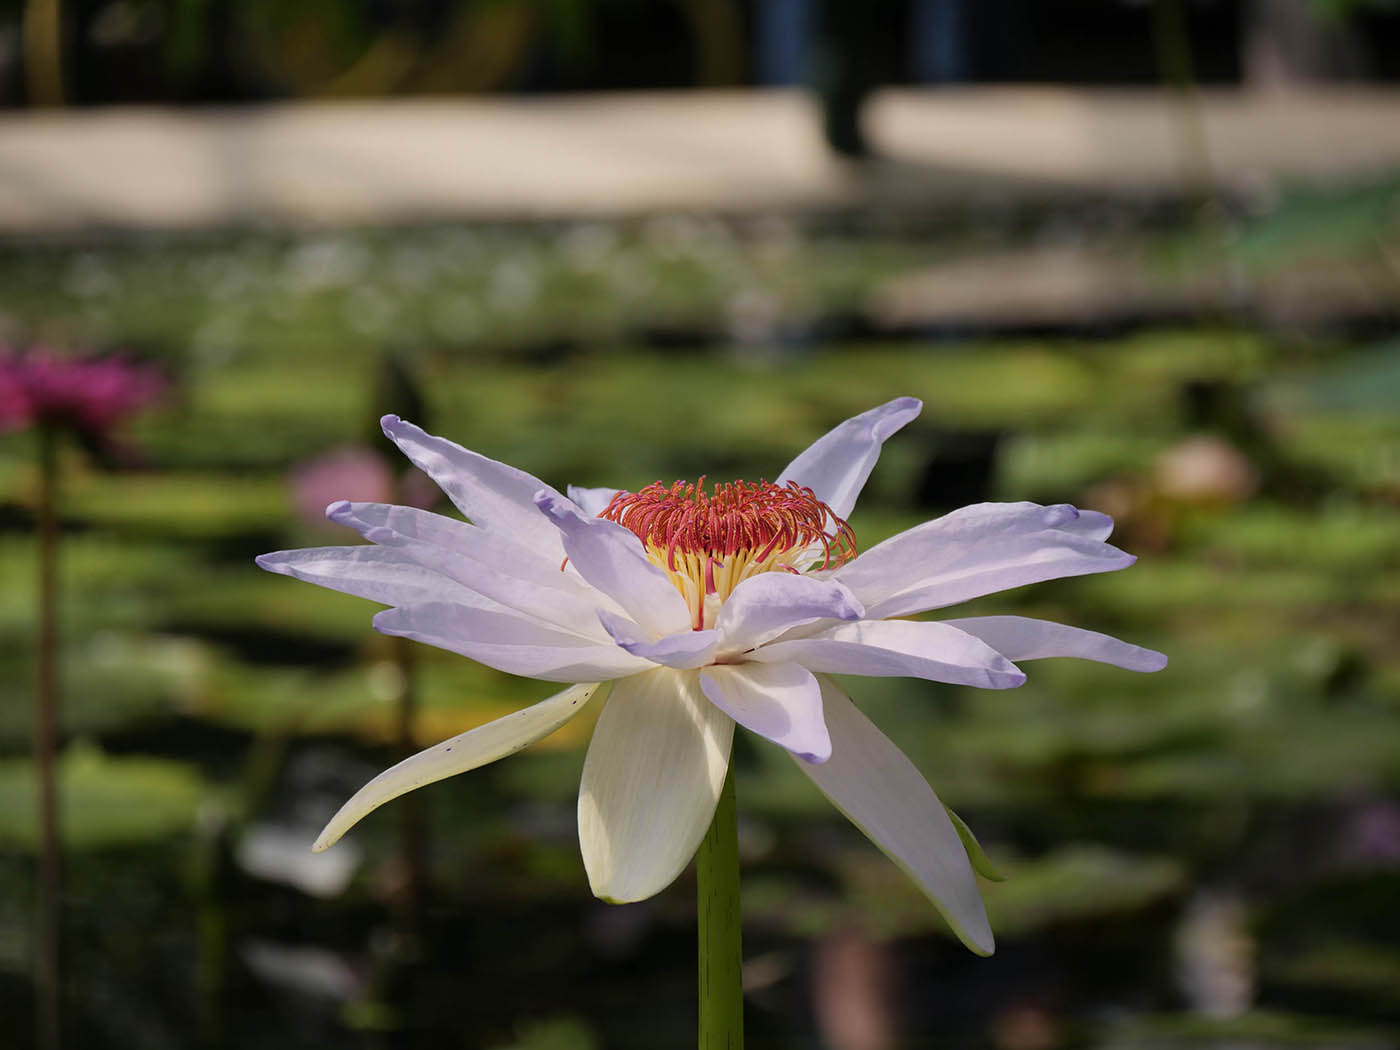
top-left (601, 478), bottom-right (857, 629)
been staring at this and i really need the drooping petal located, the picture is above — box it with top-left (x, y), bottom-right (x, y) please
top-left (313, 682), bottom-right (601, 851)
top-left (714, 573), bottom-right (864, 654)
top-left (373, 602), bottom-right (652, 682)
top-left (256, 546), bottom-right (480, 607)
top-left (327, 500), bottom-right (611, 637)
top-left (534, 492), bottom-right (691, 636)
top-left (567, 485), bottom-right (620, 516)
top-left (942, 616), bottom-right (1167, 672)
top-left (597, 609), bottom-right (719, 669)
top-left (776, 397), bottom-right (922, 520)
top-left (796, 677), bottom-right (994, 955)
top-left (834, 503), bottom-right (1135, 619)
top-left (700, 662), bottom-right (830, 762)
top-left (577, 668), bottom-right (734, 902)
top-left (751, 619), bottom-right (1026, 690)
top-left (380, 415), bottom-right (568, 557)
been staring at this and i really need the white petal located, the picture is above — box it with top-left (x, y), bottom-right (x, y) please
top-left (776, 397), bottom-right (922, 520)
top-left (567, 485), bottom-right (620, 516)
top-left (714, 573), bottom-right (864, 654)
top-left (380, 415), bottom-right (567, 558)
top-left (942, 615), bottom-right (1167, 672)
top-left (374, 602), bottom-right (652, 682)
top-left (700, 662), bottom-right (830, 762)
top-left (597, 609), bottom-right (719, 669)
top-left (834, 503), bottom-right (1134, 619)
top-left (577, 668), bottom-right (734, 902)
top-left (256, 546), bottom-right (479, 607)
top-left (313, 682), bottom-right (601, 851)
top-left (328, 500), bottom-right (610, 637)
top-left (796, 677), bottom-right (993, 955)
top-left (535, 492), bottom-right (691, 636)
top-left (751, 619), bottom-right (1026, 689)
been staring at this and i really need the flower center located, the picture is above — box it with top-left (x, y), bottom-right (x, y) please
top-left (600, 478), bottom-right (856, 629)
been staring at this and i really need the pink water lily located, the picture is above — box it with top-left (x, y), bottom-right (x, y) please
top-left (0, 345), bottom-right (164, 437)
top-left (257, 398), bottom-right (1164, 955)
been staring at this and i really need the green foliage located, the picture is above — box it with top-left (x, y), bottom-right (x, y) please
top-left (0, 743), bottom-right (208, 851)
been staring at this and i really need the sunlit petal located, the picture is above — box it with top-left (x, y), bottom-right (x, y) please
top-left (776, 397), bottom-right (922, 520)
top-left (314, 682), bottom-right (602, 852)
top-left (578, 669), bottom-right (734, 902)
top-left (834, 503), bottom-right (1135, 618)
top-left (942, 615), bottom-right (1167, 672)
top-left (598, 609), bottom-right (719, 669)
top-left (567, 485), bottom-right (621, 516)
top-left (796, 677), bottom-right (994, 955)
top-left (535, 492), bottom-right (692, 636)
top-left (752, 619), bottom-right (1026, 689)
top-left (256, 545), bottom-right (479, 607)
top-left (715, 573), bottom-right (863, 653)
top-left (374, 602), bottom-right (652, 682)
top-left (700, 662), bottom-right (830, 762)
top-left (380, 414), bottom-right (568, 557)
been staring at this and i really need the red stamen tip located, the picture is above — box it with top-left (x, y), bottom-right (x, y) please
top-left (600, 478), bottom-right (857, 569)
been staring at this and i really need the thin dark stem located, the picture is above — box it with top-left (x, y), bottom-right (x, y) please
top-left (696, 765), bottom-right (743, 1050)
top-left (35, 423), bottom-right (61, 1050)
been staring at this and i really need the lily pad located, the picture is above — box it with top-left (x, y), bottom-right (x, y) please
top-left (0, 742), bottom-right (208, 851)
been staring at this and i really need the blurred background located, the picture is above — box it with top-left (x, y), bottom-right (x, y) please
top-left (2, 1), bottom-right (1400, 1048)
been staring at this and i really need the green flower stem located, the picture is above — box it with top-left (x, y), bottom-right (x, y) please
top-left (35, 423), bottom-right (61, 1050)
top-left (696, 764), bottom-right (743, 1050)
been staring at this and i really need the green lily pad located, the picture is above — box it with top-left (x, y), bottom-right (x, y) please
top-left (0, 742), bottom-right (209, 851)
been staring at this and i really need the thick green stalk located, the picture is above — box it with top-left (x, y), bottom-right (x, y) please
top-left (696, 765), bottom-right (743, 1050)
top-left (35, 423), bottom-right (61, 1050)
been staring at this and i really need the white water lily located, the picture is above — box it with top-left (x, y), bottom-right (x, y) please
top-left (257, 398), bottom-right (1164, 955)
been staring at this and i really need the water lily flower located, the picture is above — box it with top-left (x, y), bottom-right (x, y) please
top-left (257, 398), bottom-right (1164, 955)
top-left (0, 345), bottom-right (165, 438)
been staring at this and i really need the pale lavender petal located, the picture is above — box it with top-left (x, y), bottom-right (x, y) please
top-left (700, 662), bottom-right (830, 762)
top-left (834, 502), bottom-right (1134, 619)
top-left (776, 397), bottom-right (922, 520)
top-left (578, 669), bottom-right (734, 902)
top-left (327, 500), bottom-right (610, 637)
top-left (942, 616), bottom-right (1167, 672)
top-left (1062, 509), bottom-right (1114, 541)
top-left (373, 602), bottom-right (651, 682)
top-left (380, 415), bottom-right (567, 557)
top-left (714, 572), bottom-right (864, 653)
top-left (567, 485), bottom-right (620, 516)
top-left (256, 546), bottom-right (481, 608)
top-left (797, 677), bottom-right (993, 955)
top-left (313, 682), bottom-right (600, 851)
top-left (750, 619), bottom-right (1026, 689)
top-left (597, 609), bottom-right (719, 670)
top-left (862, 533), bottom-right (1134, 619)
top-left (534, 492), bottom-right (691, 636)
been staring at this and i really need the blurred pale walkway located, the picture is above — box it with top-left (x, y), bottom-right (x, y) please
top-left (1, 88), bottom-right (1399, 230)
